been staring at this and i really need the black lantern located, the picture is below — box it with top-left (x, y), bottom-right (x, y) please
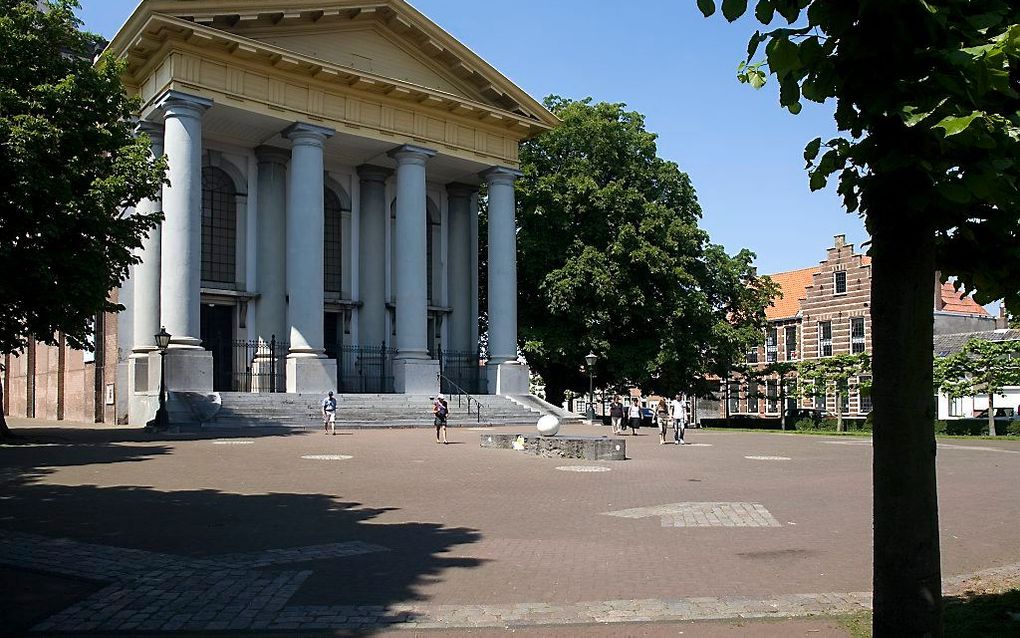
top-left (584, 352), bottom-right (597, 422)
top-left (153, 327), bottom-right (171, 430)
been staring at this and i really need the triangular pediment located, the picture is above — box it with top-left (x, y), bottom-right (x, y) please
top-left (112, 0), bottom-right (558, 129)
top-left (241, 26), bottom-right (480, 102)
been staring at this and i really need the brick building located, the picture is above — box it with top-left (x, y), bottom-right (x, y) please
top-left (708, 234), bottom-right (997, 421)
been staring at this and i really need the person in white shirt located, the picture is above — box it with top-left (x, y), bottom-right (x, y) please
top-left (671, 394), bottom-right (687, 445)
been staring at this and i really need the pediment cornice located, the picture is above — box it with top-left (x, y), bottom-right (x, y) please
top-left (107, 0), bottom-right (558, 134)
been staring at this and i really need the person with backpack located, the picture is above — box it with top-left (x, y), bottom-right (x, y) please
top-left (321, 391), bottom-right (337, 435)
top-left (433, 394), bottom-right (449, 444)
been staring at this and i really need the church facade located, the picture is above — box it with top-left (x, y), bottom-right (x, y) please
top-left (3, 0), bottom-right (557, 425)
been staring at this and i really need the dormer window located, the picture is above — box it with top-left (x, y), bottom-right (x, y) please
top-left (834, 270), bottom-right (847, 295)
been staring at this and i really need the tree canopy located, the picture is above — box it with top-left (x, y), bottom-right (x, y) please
top-left (0, 0), bottom-right (166, 435)
top-left (797, 352), bottom-right (871, 431)
top-left (515, 96), bottom-right (777, 405)
top-left (699, 0), bottom-right (1019, 634)
top-left (935, 337), bottom-right (1020, 435)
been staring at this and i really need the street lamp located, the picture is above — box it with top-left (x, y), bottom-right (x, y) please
top-left (585, 352), bottom-right (597, 423)
top-left (154, 327), bottom-right (171, 430)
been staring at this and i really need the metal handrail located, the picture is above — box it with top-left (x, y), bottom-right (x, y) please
top-left (438, 372), bottom-right (486, 423)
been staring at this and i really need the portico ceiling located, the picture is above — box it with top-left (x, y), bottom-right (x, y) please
top-left (107, 0), bottom-right (558, 136)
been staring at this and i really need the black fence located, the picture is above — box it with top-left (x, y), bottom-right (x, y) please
top-left (439, 348), bottom-right (487, 395)
top-left (334, 343), bottom-right (396, 394)
top-left (204, 336), bottom-right (288, 393)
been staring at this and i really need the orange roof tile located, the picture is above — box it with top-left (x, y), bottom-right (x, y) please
top-left (940, 281), bottom-right (989, 316)
top-left (764, 266), bottom-right (816, 319)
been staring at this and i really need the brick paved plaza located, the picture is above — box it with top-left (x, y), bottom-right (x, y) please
top-left (2, 419), bottom-right (1019, 635)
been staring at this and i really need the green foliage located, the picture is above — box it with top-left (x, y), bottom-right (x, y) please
top-left (0, 0), bottom-right (166, 354)
top-left (935, 338), bottom-right (1020, 435)
top-left (516, 96), bottom-right (778, 402)
top-left (797, 353), bottom-right (871, 430)
top-left (698, 0), bottom-right (1020, 308)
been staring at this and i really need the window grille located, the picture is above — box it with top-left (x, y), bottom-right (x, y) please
top-left (766, 327), bottom-right (777, 363)
top-left (766, 379), bottom-right (779, 414)
top-left (747, 381), bottom-right (759, 414)
top-left (202, 167), bottom-right (237, 284)
top-left (834, 270), bottom-right (847, 295)
top-left (851, 317), bottom-right (866, 354)
top-left (818, 321), bottom-right (833, 357)
top-left (324, 188), bottom-right (344, 295)
top-left (785, 325), bottom-right (798, 360)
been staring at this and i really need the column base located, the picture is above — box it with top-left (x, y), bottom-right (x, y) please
top-left (148, 349), bottom-right (214, 393)
top-left (286, 357), bottom-right (338, 393)
top-left (487, 361), bottom-right (531, 395)
top-left (395, 358), bottom-right (440, 394)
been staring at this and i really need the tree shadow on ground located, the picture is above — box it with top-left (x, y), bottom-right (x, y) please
top-left (944, 588), bottom-right (1020, 637)
top-left (0, 439), bottom-right (483, 635)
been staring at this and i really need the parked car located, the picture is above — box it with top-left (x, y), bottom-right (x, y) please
top-left (973, 407), bottom-right (1018, 421)
top-left (784, 407), bottom-right (828, 424)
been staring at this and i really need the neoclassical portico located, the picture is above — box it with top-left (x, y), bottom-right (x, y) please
top-left (113, 0), bottom-right (556, 424)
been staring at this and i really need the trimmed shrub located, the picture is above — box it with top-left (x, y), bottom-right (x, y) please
top-left (934, 420), bottom-right (948, 435)
top-left (1007, 421), bottom-right (1020, 436)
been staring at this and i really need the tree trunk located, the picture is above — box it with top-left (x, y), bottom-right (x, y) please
top-left (724, 374), bottom-right (731, 428)
top-left (0, 376), bottom-right (13, 439)
top-left (779, 380), bottom-right (787, 430)
top-left (871, 215), bottom-right (942, 636)
top-left (836, 387), bottom-right (844, 432)
top-left (987, 392), bottom-right (996, 437)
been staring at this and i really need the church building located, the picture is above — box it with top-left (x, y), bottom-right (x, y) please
top-left (3, 0), bottom-right (557, 426)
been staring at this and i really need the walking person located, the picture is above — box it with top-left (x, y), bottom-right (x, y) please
top-left (656, 397), bottom-right (670, 445)
top-left (321, 391), bottom-right (337, 435)
top-left (626, 397), bottom-right (643, 435)
top-left (609, 396), bottom-right (625, 434)
top-left (433, 394), bottom-right (449, 444)
top-left (671, 393), bottom-right (687, 445)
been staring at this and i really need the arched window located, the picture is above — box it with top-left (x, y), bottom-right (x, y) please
top-left (201, 166), bottom-right (237, 284)
top-left (324, 188), bottom-right (344, 295)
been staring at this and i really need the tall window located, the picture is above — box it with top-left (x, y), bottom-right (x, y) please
top-left (948, 396), bottom-right (962, 417)
top-left (859, 375), bottom-right (873, 414)
top-left (834, 270), bottom-right (847, 295)
top-left (785, 325), bottom-right (798, 360)
top-left (746, 347), bottom-right (759, 364)
top-left (851, 317), bottom-right (866, 354)
top-left (324, 188), bottom-right (344, 295)
top-left (818, 321), bottom-right (833, 357)
top-left (766, 379), bottom-right (779, 414)
top-left (747, 381), bottom-right (759, 414)
top-left (766, 327), bottom-right (777, 363)
top-left (727, 381), bottom-right (740, 414)
top-left (201, 166), bottom-right (237, 284)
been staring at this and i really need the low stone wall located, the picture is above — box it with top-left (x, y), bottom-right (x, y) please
top-left (479, 432), bottom-right (626, 461)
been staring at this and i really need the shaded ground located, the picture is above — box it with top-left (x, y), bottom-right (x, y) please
top-left (2, 417), bottom-right (1019, 635)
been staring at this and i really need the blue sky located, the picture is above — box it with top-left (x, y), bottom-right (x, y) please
top-left (77, 0), bottom-right (868, 276)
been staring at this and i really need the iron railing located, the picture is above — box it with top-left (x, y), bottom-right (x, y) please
top-left (334, 343), bottom-right (396, 394)
top-left (438, 372), bottom-right (486, 424)
top-left (438, 347), bottom-right (487, 396)
top-left (203, 335), bottom-right (288, 393)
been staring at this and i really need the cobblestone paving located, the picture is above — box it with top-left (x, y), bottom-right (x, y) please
top-left (604, 502), bottom-right (783, 528)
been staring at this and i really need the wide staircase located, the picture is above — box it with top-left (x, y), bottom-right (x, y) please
top-left (207, 393), bottom-right (575, 429)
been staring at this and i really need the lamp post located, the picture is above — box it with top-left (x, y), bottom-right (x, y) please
top-left (585, 352), bottom-right (597, 423)
top-left (154, 327), bottom-right (171, 430)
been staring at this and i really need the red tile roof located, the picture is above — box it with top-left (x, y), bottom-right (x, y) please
top-left (764, 267), bottom-right (816, 319)
top-left (940, 281), bottom-right (989, 316)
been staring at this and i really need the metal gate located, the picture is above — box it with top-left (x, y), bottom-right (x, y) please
top-left (203, 336), bottom-right (288, 393)
top-left (439, 348), bottom-right (486, 395)
top-left (335, 344), bottom-right (396, 394)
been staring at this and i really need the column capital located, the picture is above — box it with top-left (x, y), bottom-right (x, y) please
top-left (480, 166), bottom-right (523, 186)
top-left (283, 122), bottom-right (335, 146)
top-left (446, 182), bottom-right (478, 198)
top-left (387, 144), bottom-right (436, 166)
top-left (357, 164), bottom-right (393, 183)
top-left (156, 90), bottom-right (213, 120)
top-left (255, 145), bottom-right (291, 166)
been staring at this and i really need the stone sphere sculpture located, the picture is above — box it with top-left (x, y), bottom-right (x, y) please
top-left (537, 414), bottom-right (561, 437)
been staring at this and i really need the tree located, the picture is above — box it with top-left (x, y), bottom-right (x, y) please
top-left (763, 360), bottom-right (798, 428)
top-left (516, 96), bottom-right (777, 406)
top-left (0, 0), bottom-right (166, 437)
top-left (797, 353), bottom-right (871, 432)
top-left (935, 338), bottom-right (1020, 436)
top-left (699, 1), bottom-right (1019, 633)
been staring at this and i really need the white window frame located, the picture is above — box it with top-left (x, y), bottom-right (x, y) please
top-left (834, 270), bottom-right (847, 295)
top-left (851, 317), bottom-right (866, 354)
top-left (818, 321), bottom-right (833, 357)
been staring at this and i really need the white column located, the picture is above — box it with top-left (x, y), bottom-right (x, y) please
top-left (483, 167), bottom-right (522, 364)
top-left (357, 165), bottom-right (392, 349)
top-left (158, 91), bottom-right (212, 348)
top-left (388, 144), bottom-right (436, 360)
top-left (446, 182), bottom-right (476, 354)
top-left (284, 122), bottom-right (334, 357)
top-left (254, 145), bottom-right (289, 343)
top-left (131, 121), bottom-right (164, 354)
top-left (482, 166), bottom-right (529, 395)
